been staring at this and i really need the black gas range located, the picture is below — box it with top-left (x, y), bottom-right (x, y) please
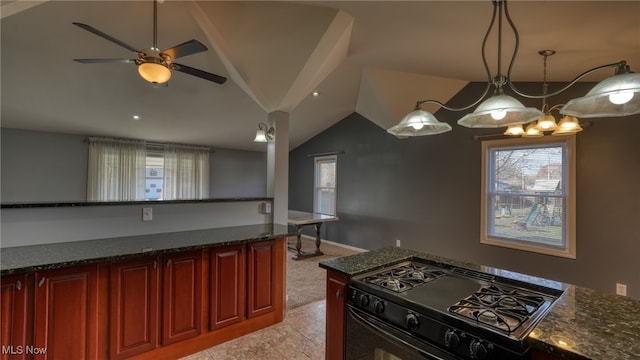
top-left (346, 259), bottom-right (561, 360)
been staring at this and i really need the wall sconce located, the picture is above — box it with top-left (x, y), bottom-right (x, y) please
top-left (253, 123), bottom-right (275, 142)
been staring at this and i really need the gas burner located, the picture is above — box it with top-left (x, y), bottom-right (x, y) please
top-left (448, 284), bottom-right (546, 333)
top-left (362, 262), bottom-right (445, 292)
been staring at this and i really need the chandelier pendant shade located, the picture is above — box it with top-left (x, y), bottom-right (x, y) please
top-left (560, 68), bottom-right (640, 118)
top-left (389, 0), bottom-right (640, 137)
top-left (387, 108), bottom-right (452, 136)
top-left (457, 94), bottom-right (543, 128)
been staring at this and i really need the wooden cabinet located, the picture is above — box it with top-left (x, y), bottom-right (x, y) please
top-left (1, 238), bottom-right (286, 360)
top-left (247, 240), bottom-right (276, 318)
top-left (34, 265), bottom-right (100, 360)
top-left (1, 274), bottom-right (30, 360)
top-left (110, 256), bottom-right (159, 359)
top-left (209, 244), bottom-right (246, 330)
top-left (161, 250), bottom-right (202, 345)
top-left (325, 270), bottom-right (348, 360)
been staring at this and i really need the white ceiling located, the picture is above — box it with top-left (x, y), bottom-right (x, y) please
top-left (2, 1), bottom-right (639, 151)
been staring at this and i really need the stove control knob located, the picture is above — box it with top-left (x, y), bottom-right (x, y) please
top-left (444, 329), bottom-right (460, 348)
top-left (374, 300), bottom-right (385, 314)
top-left (469, 340), bottom-right (488, 360)
top-left (405, 313), bottom-right (420, 331)
top-left (358, 294), bottom-right (370, 308)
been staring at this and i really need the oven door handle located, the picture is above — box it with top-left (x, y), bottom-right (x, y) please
top-left (348, 306), bottom-right (458, 360)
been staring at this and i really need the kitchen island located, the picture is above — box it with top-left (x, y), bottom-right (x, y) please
top-left (320, 247), bottom-right (640, 360)
top-left (0, 223), bottom-right (294, 359)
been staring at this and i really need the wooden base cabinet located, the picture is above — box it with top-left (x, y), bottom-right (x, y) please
top-left (0, 238), bottom-right (286, 360)
top-left (110, 256), bottom-right (160, 360)
top-left (34, 265), bottom-right (102, 360)
top-left (209, 245), bottom-right (246, 330)
top-left (161, 251), bottom-right (202, 345)
top-left (325, 270), bottom-right (348, 360)
top-left (1, 274), bottom-right (30, 360)
top-left (247, 240), bottom-right (277, 318)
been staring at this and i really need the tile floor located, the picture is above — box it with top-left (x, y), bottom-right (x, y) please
top-left (180, 300), bottom-right (326, 360)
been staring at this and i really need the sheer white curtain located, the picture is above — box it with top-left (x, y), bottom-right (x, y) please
top-left (87, 137), bottom-right (147, 201)
top-left (163, 144), bottom-right (210, 200)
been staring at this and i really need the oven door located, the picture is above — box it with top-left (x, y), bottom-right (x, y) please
top-left (346, 305), bottom-right (463, 360)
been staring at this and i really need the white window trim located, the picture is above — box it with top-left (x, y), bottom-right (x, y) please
top-left (480, 136), bottom-right (576, 259)
top-left (313, 155), bottom-right (337, 215)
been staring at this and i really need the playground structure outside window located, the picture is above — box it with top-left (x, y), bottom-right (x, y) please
top-left (480, 136), bottom-right (576, 259)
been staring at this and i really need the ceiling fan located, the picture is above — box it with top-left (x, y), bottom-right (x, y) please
top-left (73, 0), bottom-right (227, 85)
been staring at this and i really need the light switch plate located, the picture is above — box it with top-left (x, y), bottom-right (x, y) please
top-left (142, 207), bottom-right (153, 221)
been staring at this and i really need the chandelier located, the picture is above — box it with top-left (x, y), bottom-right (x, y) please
top-left (387, 0), bottom-right (640, 137)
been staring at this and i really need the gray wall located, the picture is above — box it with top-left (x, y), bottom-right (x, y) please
top-left (1, 128), bottom-right (267, 203)
top-left (289, 82), bottom-right (640, 299)
top-left (1, 128), bottom-right (270, 247)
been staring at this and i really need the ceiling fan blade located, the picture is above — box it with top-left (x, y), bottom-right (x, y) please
top-left (74, 58), bottom-right (136, 64)
top-left (171, 63), bottom-right (227, 84)
top-left (72, 22), bottom-right (139, 53)
top-left (161, 40), bottom-right (207, 61)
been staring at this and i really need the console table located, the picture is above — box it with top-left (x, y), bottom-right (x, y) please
top-left (287, 210), bottom-right (338, 260)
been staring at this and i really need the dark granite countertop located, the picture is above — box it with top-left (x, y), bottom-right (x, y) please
top-left (320, 247), bottom-right (640, 360)
top-left (1, 223), bottom-right (293, 275)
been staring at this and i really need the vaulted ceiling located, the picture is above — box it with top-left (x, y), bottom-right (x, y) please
top-left (2, 1), bottom-right (639, 151)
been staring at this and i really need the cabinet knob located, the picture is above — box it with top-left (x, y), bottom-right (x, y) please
top-left (336, 289), bottom-right (343, 299)
top-left (16, 280), bottom-right (22, 291)
top-left (153, 260), bottom-right (158, 269)
top-left (166, 259), bottom-right (172, 267)
top-left (38, 277), bottom-right (45, 287)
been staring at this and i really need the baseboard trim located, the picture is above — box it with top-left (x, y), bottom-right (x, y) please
top-left (297, 234), bottom-right (367, 253)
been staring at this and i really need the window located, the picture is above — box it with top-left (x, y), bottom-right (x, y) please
top-left (87, 137), bottom-right (210, 201)
top-left (314, 155), bottom-right (337, 215)
top-left (481, 136), bottom-right (576, 258)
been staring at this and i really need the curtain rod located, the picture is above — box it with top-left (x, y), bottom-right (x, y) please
top-left (306, 150), bottom-right (344, 158)
top-left (86, 136), bottom-right (214, 152)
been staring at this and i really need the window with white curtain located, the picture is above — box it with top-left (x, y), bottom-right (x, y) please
top-left (87, 137), bottom-right (210, 201)
top-left (87, 137), bottom-right (147, 201)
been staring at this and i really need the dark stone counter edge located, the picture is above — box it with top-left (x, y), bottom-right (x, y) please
top-left (1, 197), bottom-right (273, 209)
top-left (1, 227), bottom-right (296, 276)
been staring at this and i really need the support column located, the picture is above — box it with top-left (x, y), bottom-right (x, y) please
top-left (266, 111), bottom-right (289, 226)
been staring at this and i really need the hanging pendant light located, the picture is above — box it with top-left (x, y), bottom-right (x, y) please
top-left (522, 123), bottom-right (544, 137)
top-left (387, 107), bottom-right (452, 137)
top-left (389, 0), bottom-right (639, 138)
top-left (560, 63), bottom-right (640, 118)
top-left (551, 116), bottom-right (583, 136)
top-left (457, 92), bottom-right (543, 128)
top-left (504, 124), bottom-right (524, 136)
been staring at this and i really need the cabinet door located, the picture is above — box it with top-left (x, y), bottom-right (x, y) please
top-left (161, 250), bottom-right (202, 345)
top-left (209, 244), bottom-right (246, 330)
top-left (34, 265), bottom-right (99, 360)
top-left (325, 271), bottom-right (348, 360)
top-left (110, 257), bottom-right (159, 360)
top-left (247, 240), bottom-right (276, 318)
top-left (1, 274), bottom-right (30, 360)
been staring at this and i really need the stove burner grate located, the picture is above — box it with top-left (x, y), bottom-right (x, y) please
top-left (448, 284), bottom-right (545, 333)
top-left (362, 262), bottom-right (445, 292)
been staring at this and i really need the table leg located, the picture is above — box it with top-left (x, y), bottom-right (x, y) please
top-left (314, 223), bottom-right (324, 254)
top-left (295, 225), bottom-right (303, 258)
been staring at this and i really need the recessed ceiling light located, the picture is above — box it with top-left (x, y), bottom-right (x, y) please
top-left (132, 115), bottom-right (141, 120)
top-left (311, 91), bottom-right (320, 97)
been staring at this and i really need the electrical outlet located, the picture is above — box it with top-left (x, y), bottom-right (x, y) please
top-left (142, 207), bottom-right (153, 222)
top-left (616, 283), bottom-right (627, 296)
top-left (396, 239), bottom-right (401, 247)
top-left (261, 202), bottom-right (272, 214)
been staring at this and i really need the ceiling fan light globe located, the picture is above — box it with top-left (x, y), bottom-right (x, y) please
top-left (138, 62), bottom-right (171, 84)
